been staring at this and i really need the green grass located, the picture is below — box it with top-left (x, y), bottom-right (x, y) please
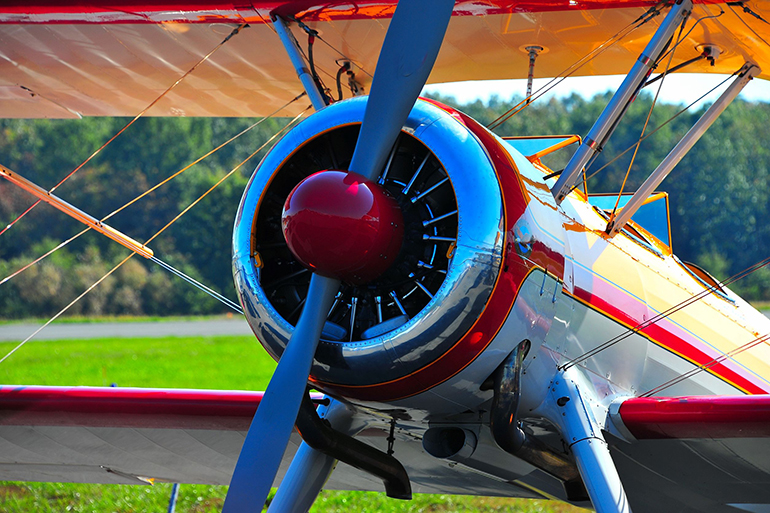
top-left (0, 335), bottom-right (275, 390)
top-left (0, 334), bottom-right (584, 512)
top-left (0, 483), bottom-right (582, 513)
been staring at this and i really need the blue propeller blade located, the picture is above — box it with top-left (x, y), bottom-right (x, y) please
top-left (223, 274), bottom-right (340, 512)
top-left (223, 1), bottom-right (453, 510)
top-left (349, 0), bottom-right (454, 181)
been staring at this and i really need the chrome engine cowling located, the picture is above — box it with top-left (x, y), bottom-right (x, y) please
top-left (233, 98), bottom-right (506, 400)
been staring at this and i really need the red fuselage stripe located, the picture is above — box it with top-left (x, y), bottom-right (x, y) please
top-left (572, 286), bottom-right (768, 395)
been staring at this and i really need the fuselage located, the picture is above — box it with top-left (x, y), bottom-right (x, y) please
top-left (233, 97), bottom-right (770, 423)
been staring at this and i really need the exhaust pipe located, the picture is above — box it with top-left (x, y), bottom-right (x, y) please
top-left (491, 340), bottom-right (588, 502)
top-left (295, 392), bottom-right (412, 500)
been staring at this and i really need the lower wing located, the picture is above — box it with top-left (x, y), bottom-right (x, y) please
top-left (610, 395), bottom-right (770, 513)
top-left (3, 385), bottom-right (770, 512)
top-left (0, 385), bottom-right (568, 501)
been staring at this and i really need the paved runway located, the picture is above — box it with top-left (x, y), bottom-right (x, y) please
top-left (1, 311), bottom-right (769, 342)
top-left (0, 318), bottom-right (253, 341)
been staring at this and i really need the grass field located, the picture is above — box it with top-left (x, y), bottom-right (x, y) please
top-left (0, 334), bottom-right (585, 512)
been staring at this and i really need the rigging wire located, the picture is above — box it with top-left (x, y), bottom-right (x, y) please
top-left (655, 4), bottom-right (724, 65)
top-left (0, 253), bottom-right (135, 365)
top-left (570, 70), bottom-right (738, 192)
top-left (490, 1), bottom-right (722, 132)
top-left (0, 23), bottom-right (249, 239)
top-left (728, 1), bottom-right (770, 26)
top-left (0, 93), bottom-right (306, 287)
top-left (144, 107), bottom-right (309, 247)
top-left (486, 2), bottom-right (664, 131)
top-left (641, 331), bottom-right (770, 397)
top-left (727, 2), bottom-right (770, 50)
top-left (561, 253), bottom-right (770, 371)
top-left (150, 256), bottom-right (243, 314)
top-left (0, 227), bottom-right (89, 287)
top-left (0, 108), bottom-right (309, 364)
top-left (554, 5), bottom-right (728, 190)
top-left (291, 16), bottom-right (374, 80)
top-left (102, 93), bottom-right (306, 222)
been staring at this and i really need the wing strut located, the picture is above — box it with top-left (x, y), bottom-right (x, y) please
top-left (551, 0), bottom-right (693, 204)
top-left (273, 16), bottom-right (328, 111)
top-left (0, 165), bottom-right (153, 259)
top-left (606, 62), bottom-right (759, 236)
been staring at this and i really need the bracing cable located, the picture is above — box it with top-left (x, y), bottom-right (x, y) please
top-left (0, 108), bottom-right (309, 364)
top-left (0, 23), bottom-right (249, 238)
top-left (570, 70), bottom-right (738, 192)
top-left (0, 93), bottom-right (306, 287)
top-left (487, 3), bottom-right (664, 130)
top-left (641, 332), bottom-right (770, 396)
top-left (0, 252), bottom-right (135, 365)
top-left (727, 2), bottom-right (770, 53)
top-left (608, 13), bottom-right (688, 221)
top-left (150, 256), bottom-right (243, 314)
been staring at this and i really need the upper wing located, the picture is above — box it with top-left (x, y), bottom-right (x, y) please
top-left (0, 1), bottom-right (769, 118)
top-left (609, 395), bottom-right (770, 513)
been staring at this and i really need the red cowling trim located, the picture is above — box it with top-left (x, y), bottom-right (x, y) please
top-left (0, 385), bottom-right (324, 431)
top-left (618, 395), bottom-right (770, 439)
top-left (315, 101), bottom-right (532, 402)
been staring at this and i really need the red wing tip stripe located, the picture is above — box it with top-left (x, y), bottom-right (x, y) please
top-left (618, 395), bottom-right (770, 439)
top-left (0, 385), bottom-right (322, 430)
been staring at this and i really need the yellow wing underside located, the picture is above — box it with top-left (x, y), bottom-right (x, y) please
top-left (1, 1), bottom-right (769, 118)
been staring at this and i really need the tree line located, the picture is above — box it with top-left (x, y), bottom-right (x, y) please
top-left (0, 91), bottom-right (768, 319)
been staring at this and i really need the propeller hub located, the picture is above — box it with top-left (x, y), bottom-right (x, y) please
top-left (282, 170), bottom-right (404, 285)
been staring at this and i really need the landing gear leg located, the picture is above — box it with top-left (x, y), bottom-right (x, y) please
top-left (268, 441), bottom-right (336, 513)
top-left (268, 399), bottom-right (355, 513)
top-left (551, 369), bottom-right (632, 513)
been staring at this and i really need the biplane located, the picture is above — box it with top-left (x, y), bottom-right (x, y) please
top-left (2, 1), bottom-right (770, 512)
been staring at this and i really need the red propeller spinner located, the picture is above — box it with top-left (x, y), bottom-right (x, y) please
top-left (281, 170), bottom-right (404, 285)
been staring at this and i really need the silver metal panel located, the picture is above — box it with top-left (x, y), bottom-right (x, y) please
top-left (610, 436), bottom-right (770, 513)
